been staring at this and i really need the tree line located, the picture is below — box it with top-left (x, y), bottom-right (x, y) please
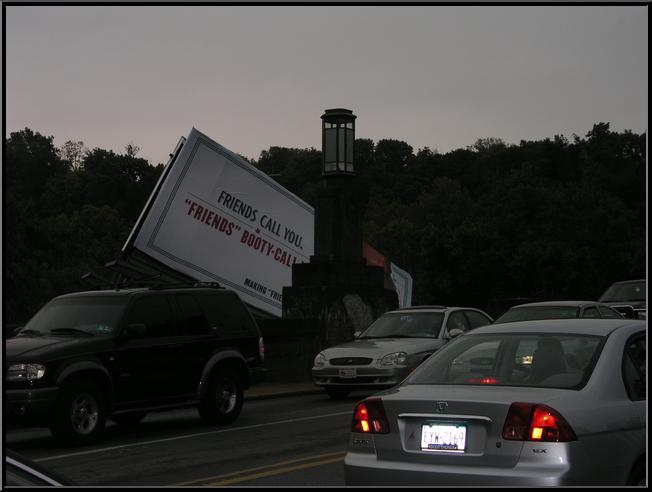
top-left (4, 123), bottom-right (646, 324)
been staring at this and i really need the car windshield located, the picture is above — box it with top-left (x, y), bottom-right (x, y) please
top-left (405, 333), bottom-right (604, 389)
top-left (16, 297), bottom-right (126, 337)
top-left (359, 312), bottom-right (444, 339)
top-left (494, 306), bottom-right (579, 323)
top-left (599, 281), bottom-right (646, 302)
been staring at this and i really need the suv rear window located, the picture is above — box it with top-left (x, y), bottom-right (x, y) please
top-left (173, 294), bottom-right (212, 335)
top-left (406, 333), bottom-right (603, 389)
top-left (197, 294), bottom-right (258, 336)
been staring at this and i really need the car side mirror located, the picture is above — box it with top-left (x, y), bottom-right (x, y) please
top-left (122, 323), bottom-right (146, 340)
top-left (446, 328), bottom-right (464, 340)
top-left (353, 331), bottom-right (362, 339)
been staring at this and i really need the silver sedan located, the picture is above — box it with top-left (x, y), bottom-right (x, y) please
top-left (312, 306), bottom-right (493, 399)
top-left (344, 318), bottom-right (646, 486)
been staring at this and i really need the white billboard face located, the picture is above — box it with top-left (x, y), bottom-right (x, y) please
top-left (132, 128), bottom-right (314, 317)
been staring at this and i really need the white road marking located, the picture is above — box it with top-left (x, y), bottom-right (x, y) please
top-left (33, 411), bottom-right (352, 463)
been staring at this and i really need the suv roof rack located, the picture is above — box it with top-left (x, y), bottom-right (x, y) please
top-left (395, 305), bottom-right (448, 310)
top-left (147, 281), bottom-right (224, 290)
top-left (192, 281), bottom-right (223, 289)
top-left (81, 270), bottom-right (224, 291)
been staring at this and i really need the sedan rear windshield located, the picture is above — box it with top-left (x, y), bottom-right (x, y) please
top-left (494, 306), bottom-right (579, 323)
top-left (406, 333), bottom-right (604, 390)
top-left (16, 297), bottom-right (126, 337)
top-left (359, 312), bottom-right (444, 339)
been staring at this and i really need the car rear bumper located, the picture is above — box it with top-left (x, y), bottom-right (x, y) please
top-left (344, 451), bottom-right (582, 486)
top-left (5, 387), bottom-right (59, 423)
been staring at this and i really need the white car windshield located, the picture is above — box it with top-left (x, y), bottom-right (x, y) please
top-left (600, 281), bottom-right (646, 302)
top-left (359, 312), bottom-right (444, 339)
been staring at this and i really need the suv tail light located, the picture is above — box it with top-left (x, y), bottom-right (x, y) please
top-left (258, 337), bottom-right (265, 362)
top-left (502, 402), bottom-right (577, 442)
top-left (351, 397), bottom-right (390, 434)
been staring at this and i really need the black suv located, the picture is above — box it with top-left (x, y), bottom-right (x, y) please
top-left (5, 285), bottom-right (266, 445)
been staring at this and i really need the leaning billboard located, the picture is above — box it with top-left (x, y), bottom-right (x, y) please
top-left (129, 128), bottom-right (314, 317)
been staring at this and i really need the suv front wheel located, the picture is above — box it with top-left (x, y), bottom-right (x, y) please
top-left (198, 368), bottom-right (243, 425)
top-left (50, 379), bottom-right (106, 446)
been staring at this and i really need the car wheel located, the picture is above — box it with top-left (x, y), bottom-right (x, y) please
top-left (326, 388), bottom-right (350, 400)
top-left (627, 460), bottom-right (646, 486)
top-left (50, 380), bottom-right (106, 446)
top-left (198, 368), bottom-right (243, 425)
top-left (110, 411), bottom-right (147, 426)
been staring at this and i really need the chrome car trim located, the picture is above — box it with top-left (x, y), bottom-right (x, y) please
top-left (398, 413), bottom-right (492, 422)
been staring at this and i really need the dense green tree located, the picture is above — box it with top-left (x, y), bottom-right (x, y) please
top-left (4, 129), bottom-right (163, 324)
top-left (3, 123), bottom-right (646, 325)
top-left (374, 139), bottom-right (414, 172)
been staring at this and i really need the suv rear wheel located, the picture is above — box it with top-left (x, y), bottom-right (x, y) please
top-left (198, 368), bottom-right (243, 424)
top-left (50, 379), bottom-right (106, 446)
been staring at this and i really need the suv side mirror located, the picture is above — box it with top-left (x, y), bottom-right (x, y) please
top-left (446, 328), bottom-right (464, 340)
top-left (353, 331), bottom-right (362, 339)
top-left (122, 323), bottom-right (146, 340)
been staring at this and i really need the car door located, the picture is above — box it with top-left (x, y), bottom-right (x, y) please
top-left (598, 306), bottom-right (624, 319)
top-left (112, 295), bottom-right (186, 406)
top-left (444, 311), bottom-right (471, 337)
top-left (581, 306), bottom-right (600, 318)
top-left (169, 293), bottom-right (215, 396)
top-left (462, 310), bottom-right (492, 330)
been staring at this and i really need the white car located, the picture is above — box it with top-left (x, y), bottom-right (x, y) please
top-left (312, 306), bottom-right (493, 399)
top-left (344, 318), bottom-right (646, 486)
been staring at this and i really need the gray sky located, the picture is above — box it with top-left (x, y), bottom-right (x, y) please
top-left (5, 5), bottom-right (648, 165)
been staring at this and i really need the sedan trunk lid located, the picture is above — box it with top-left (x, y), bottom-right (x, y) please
top-left (372, 384), bottom-right (571, 469)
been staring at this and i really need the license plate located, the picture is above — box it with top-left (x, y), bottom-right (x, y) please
top-left (339, 368), bottom-right (357, 379)
top-left (421, 423), bottom-right (467, 452)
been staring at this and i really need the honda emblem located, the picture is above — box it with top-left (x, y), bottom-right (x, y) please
top-left (435, 402), bottom-right (449, 413)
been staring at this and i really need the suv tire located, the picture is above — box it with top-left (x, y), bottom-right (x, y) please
top-left (50, 379), bottom-right (106, 446)
top-left (198, 368), bottom-right (243, 425)
top-left (111, 411), bottom-right (147, 426)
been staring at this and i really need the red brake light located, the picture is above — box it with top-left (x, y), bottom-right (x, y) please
top-left (529, 405), bottom-right (577, 442)
top-left (258, 337), bottom-right (265, 361)
top-left (351, 397), bottom-right (390, 434)
top-left (467, 377), bottom-right (499, 384)
top-left (502, 402), bottom-right (577, 442)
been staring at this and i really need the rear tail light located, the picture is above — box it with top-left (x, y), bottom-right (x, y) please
top-left (502, 402), bottom-right (577, 442)
top-left (351, 397), bottom-right (390, 434)
top-left (259, 337), bottom-right (265, 362)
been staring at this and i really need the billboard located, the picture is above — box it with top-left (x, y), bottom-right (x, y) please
top-left (127, 127), bottom-right (412, 317)
top-left (129, 128), bottom-right (314, 317)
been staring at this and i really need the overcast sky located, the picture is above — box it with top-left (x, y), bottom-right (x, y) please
top-left (5, 5), bottom-right (648, 165)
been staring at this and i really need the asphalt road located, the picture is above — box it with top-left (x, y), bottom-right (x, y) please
top-left (5, 392), bottom-right (371, 486)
